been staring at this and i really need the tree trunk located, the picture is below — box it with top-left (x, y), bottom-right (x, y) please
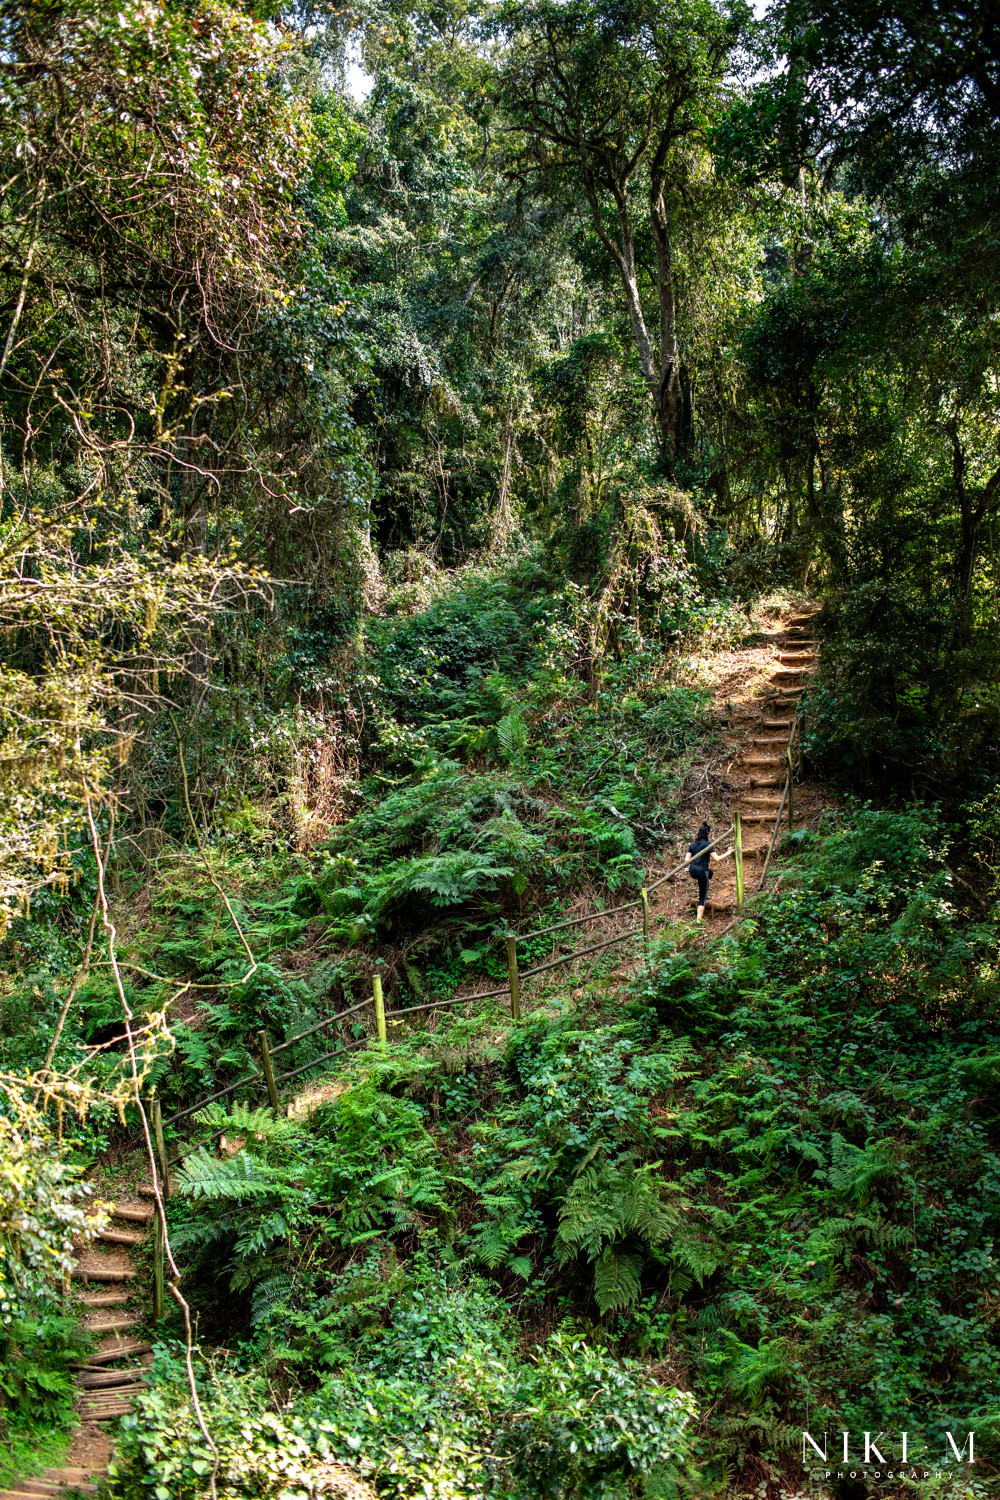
top-left (649, 178), bottom-right (682, 469)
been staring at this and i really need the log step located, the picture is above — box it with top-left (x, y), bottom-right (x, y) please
top-left (70, 1265), bottom-right (136, 1283)
top-left (13, 1481), bottom-right (98, 1496)
top-left (108, 1202), bottom-right (154, 1224)
top-left (82, 1314), bottom-right (139, 1335)
top-left (77, 1290), bottom-right (128, 1308)
top-left (75, 1339), bottom-right (153, 1367)
top-left (1, 1492), bottom-right (93, 1499)
top-left (77, 1402), bottom-right (134, 1420)
top-left (93, 1227), bottom-right (144, 1248)
top-left (79, 1365), bottom-right (148, 1390)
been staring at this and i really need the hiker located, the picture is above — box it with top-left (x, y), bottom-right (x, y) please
top-left (685, 822), bottom-right (714, 920)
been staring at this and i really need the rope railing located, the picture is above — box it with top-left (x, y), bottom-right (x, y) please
top-left (159, 724), bottom-right (828, 1171)
top-left (758, 712), bottom-right (800, 889)
top-left (155, 823), bottom-right (748, 1163)
top-left (157, 826), bottom-right (735, 1155)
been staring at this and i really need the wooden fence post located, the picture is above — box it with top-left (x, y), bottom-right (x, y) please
top-left (734, 813), bottom-right (744, 912)
top-left (641, 888), bottom-right (650, 947)
top-left (153, 1210), bottom-right (164, 1322)
top-left (786, 748), bottom-right (794, 831)
top-left (258, 1031), bottom-right (279, 1111)
top-left (505, 935), bottom-right (521, 1022)
top-left (373, 973), bottom-right (387, 1047)
top-left (152, 1097), bottom-right (171, 1200)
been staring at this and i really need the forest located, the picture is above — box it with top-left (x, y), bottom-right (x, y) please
top-left (1, 0), bottom-right (999, 1495)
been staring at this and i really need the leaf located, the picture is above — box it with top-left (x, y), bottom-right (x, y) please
top-left (593, 1246), bottom-right (643, 1314)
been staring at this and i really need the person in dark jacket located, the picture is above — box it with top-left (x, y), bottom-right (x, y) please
top-left (685, 821), bottom-right (732, 922)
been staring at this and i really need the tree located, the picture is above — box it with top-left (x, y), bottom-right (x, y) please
top-left (766, 0), bottom-right (1000, 297)
top-left (497, 0), bottom-right (750, 469)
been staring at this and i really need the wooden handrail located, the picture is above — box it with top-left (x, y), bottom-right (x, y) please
top-left (758, 711), bottom-right (800, 889)
top-left (161, 821), bottom-right (738, 1155)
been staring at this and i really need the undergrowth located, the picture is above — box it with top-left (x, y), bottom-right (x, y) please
top-left (0, 554), bottom-right (736, 1121)
top-left (102, 805), bottom-right (1000, 1497)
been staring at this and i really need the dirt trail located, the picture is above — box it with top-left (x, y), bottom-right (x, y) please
top-left (470, 601), bottom-right (826, 1007)
top-left (0, 1198), bottom-right (155, 1500)
top-left (626, 601), bottom-right (821, 935)
top-left (703, 603), bottom-right (821, 919)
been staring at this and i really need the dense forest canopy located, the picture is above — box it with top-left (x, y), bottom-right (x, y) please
top-left (2, 0), bottom-right (1000, 1495)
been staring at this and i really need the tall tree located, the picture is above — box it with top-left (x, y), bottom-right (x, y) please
top-left (497, 0), bottom-right (750, 469)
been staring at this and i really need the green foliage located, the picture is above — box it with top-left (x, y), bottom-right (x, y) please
top-left (0, 1104), bottom-right (100, 1453)
top-left (107, 1316), bottom-right (695, 1500)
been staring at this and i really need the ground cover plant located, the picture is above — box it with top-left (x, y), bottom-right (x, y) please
top-left (86, 807), bottom-right (1000, 1497)
top-left (0, 550), bottom-right (734, 1123)
top-left (3, 0), bottom-right (1000, 1490)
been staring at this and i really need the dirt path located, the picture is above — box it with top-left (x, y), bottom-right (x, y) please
top-left (444, 601), bottom-right (826, 1010)
top-left (0, 1198), bottom-right (154, 1500)
top-left (704, 604), bottom-right (821, 918)
top-left (633, 602), bottom-right (817, 933)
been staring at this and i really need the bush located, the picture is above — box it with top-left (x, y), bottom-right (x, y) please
top-left (0, 1101), bottom-right (100, 1459)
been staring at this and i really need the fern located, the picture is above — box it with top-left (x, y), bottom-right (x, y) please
top-left (175, 1148), bottom-right (283, 1202)
top-left (368, 850), bottom-right (515, 917)
top-left (593, 1246), bottom-right (643, 1314)
top-left (555, 1159), bottom-right (682, 1313)
top-left (557, 1167), bottom-right (631, 1261)
top-left (249, 1273), bottom-right (292, 1326)
top-left (556, 1161), bottom-right (677, 1264)
top-left (496, 708), bottom-right (528, 764)
top-left (193, 1102), bottom-right (304, 1152)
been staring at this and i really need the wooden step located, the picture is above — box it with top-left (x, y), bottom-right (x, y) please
top-left (75, 1339), bottom-right (152, 1367)
top-left (109, 1202), bottom-right (154, 1224)
top-left (761, 718), bottom-right (794, 729)
top-left (93, 1226), bottom-right (144, 1248)
top-left (82, 1314), bottom-right (139, 1335)
top-left (743, 756), bottom-right (785, 767)
top-left (78, 1401), bottom-right (134, 1421)
top-left (77, 1289), bottom-right (128, 1308)
top-left (71, 1264), bottom-right (136, 1283)
top-left (13, 1481), bottom-right (97, 1496)
top-left (79, 1365), bottom-right (148, 1390)
top-left (1, 1491), bottom-right (93, 1499)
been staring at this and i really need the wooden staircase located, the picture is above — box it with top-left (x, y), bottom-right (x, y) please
top-left (707, 607), bottom-right (820, 917)
top-left (0, 1195), bottom-right (155, 1500)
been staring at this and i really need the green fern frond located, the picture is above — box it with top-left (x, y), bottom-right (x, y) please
top-left (593, 1246), bottom-right (643, 1314)
top-left (176, 1147), bottom-right (282, 1202)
